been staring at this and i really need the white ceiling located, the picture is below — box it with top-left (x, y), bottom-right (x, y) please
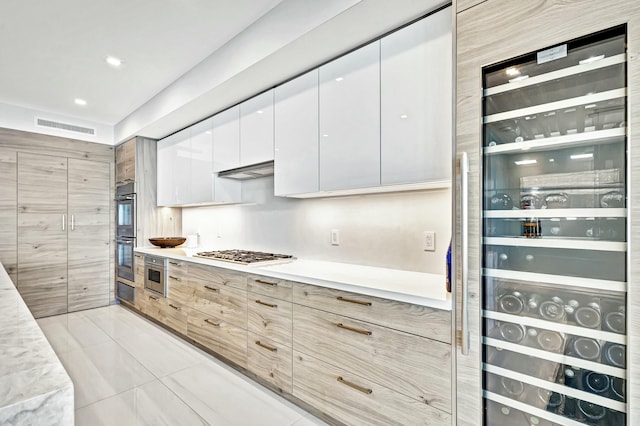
top-left (0, 0), bottom-right (282, 124)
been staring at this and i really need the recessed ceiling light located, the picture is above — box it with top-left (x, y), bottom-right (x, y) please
top-left (257, 110), bottom-right (263, 114)
top-left (74, 98), bottom-right (87, 106)
top-left (106, 56), bottom-right (122, 67)
top-left (205, 131), bottom-right (212, 135)
top-left (335, 77), bottom-right (344, 82)
top-left (400, 114), bottom-right (408, 119)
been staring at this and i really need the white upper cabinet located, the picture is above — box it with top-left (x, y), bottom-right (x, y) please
top-left (274, 69), bottom-right (319, 196)
top-left (240, 89), bottom-right (274, 166)
top-left (212, 106), bottom-right (242, 203)
top-left (157, 127), bottom-right (191, 206)
top-left (381, 8), bottom-right (452, 185)
top-left (319, 42), bottom-right (381, 191)
top-left (189, 118), bottom-right (214, 204)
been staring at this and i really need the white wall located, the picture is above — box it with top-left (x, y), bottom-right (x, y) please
top-left (181, 177), bottom-right (451, 274)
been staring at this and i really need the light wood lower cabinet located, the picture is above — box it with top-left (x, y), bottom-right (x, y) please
top-left (247, 292), bottom-right (292, 345)
top-left (186, 307), bottom-right (247, 367)
top-left (293, 351), bottom-right (450, 426)
top-left (0, 149), bottom-right (17, 283)
top-left (293, 282), bottom-right (450, 343)
top-left (247, 332), bottom-right (293, 393)
top-left (293, 304), bottom-right (451, 413)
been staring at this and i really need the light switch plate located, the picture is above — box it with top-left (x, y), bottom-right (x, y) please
top-left (331, 229), bottom-right (340, 246)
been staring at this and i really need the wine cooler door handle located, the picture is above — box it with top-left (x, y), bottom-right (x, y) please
top-left (461, 152), bottom-right (470, 356)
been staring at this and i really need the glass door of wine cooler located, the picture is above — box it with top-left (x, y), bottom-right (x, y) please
top-left (482, 26), bottom-right (627, 426)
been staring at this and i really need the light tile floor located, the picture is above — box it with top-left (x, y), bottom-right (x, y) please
top-left (37, 304), bottom-right (327, 426)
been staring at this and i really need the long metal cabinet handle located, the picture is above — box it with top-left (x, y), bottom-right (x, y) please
top-left (336, 323), bottom-right (372, 336)
top-left (204, 318), bottom-right (221, 327)
top-left (461, 152), bottom-right (470, 356)
top-left (62, 214), bottom-right (65, 231)
top-left (255, 300), bottom-right (278, 308)
top-left (71, 214), bottom-right (75, 231)
top-left (336, 296), bottom-right (371, 306)
top-left (255, 279), bottom-right (278, 286)
top-left (255, 340), bottom-right (278, 352)
top-left (337, 376), bottom-right (372, 395)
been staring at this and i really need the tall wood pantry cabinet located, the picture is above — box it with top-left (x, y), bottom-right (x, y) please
top-left (17, 153), bottom-right (110, 317)
top-left (453, 1), bottom-right (640, 425)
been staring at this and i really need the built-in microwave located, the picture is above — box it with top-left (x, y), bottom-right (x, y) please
top-left (144, 255), bottom-right (167, 297)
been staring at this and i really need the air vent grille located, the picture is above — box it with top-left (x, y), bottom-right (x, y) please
top-left (36, 118), bottom-right (96, 135)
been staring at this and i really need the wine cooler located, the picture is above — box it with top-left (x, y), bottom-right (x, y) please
top-left (481, 26), bottom-right (628, 425)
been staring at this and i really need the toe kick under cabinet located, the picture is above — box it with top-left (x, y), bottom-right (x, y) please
top-left (129, 256), bottom-right (452, 425)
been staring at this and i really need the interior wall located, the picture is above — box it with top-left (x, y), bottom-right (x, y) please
top-left (181, 177), bottom-right (451, 274)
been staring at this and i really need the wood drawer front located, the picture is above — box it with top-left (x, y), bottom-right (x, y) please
top-left (293, 305), bottom-right (451, 413)
top-left (167, 274), bottom-right (195, 306)
top-left (192, 282), bottom-right (247, 328)
top-left (187, 308), bottom-right (247, 367)
top-left (247, 292), bottom-right (292, 346)
top-left (247, 332), bottom-right (293, 394)
top-left (134, 254), bottom-right (145, 287)
top-left (293, 282), bottom-right (451, 343)
top-left (161, 298), bottom-right (188, 335)
top-left (247, 274), bottom-right (293, 301)
top-left (293, 351), bottom-right (450, 426)
top-left (189, 262), bottom-right (247, 290)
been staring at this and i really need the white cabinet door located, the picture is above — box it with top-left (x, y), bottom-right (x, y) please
top-left (274, 69), bottom-right (319, 196)
top-left (212, 106), bottom-right (242, 203)
top-left (157, 128), bottom-right (190, 206)
top-left (189, 118), bottom-right (214, 204)
top-left (381, 8), bottom-right (452, 185)
top-left (240, 89), bottom-right (274, 166)
top-left (319, 42), bottom-right (381, 191)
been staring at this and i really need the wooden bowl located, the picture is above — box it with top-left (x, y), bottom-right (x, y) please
top-left (148, 237), bottom-right (186, 248)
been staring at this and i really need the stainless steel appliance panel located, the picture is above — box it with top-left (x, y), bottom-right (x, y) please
top-left (116, 237), bottom-right (135, 281)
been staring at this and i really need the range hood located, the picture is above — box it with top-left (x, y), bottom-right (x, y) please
top-left (217, 160), bottom-right (274, 180)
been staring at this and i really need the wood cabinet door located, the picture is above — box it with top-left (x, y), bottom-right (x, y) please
top-left (17, 153), bottom-right (68, 318)
top-left (115, 138), bottom-right (135, 184)
top-left (67, 158), bottom-right (110, 312)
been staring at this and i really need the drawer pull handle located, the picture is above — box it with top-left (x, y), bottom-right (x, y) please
top-left (169, 275), bottom-right (182, 281)
top-left (134, 254), bottom-right (143, 258)
top-left (255, 279), bottom-right (278, 287)
top-left (336, 296), bottom-right (371, 306)
top-left (336, 323), bottom-right (372, 336)
top-left (337, 376), bottom-right (372, 395)
top-left (149, 295), bottom-right (160, 301)
top-left (204, 318), bottom-right (221, 327)
top-left (204, 285), bottom-right (220, 293)
top-left (169, 261), bottom-right (181, 266)
top-left (255, 300), bottom-right (278, 308)
top-left (169, 303), bottom-right (182, 311)
top-left (255, 340), bottom-right (278, 352)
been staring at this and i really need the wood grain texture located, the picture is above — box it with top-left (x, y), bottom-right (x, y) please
top-left (247, 292), bottom-right (293, 346)
top-left (247, 274), bottom-right (293, 301)
top-left (115, 138), bottom-right (135, 184)
top-left (293, 304), bottom-right (451, 413)
top-left (455, 0), bottom-right (485, 14)
top-left (191, 281), bottom-right (247, 329)
top-left (454, 1), bottom-right (640, 424)
top-left (186, 307), bottom-right (247, 368)
top-left (293, 351), bottom-right (451, 426)
top-left (67, 158), bottom-right (110, 312)
top-left (17, 213), bottom-right (67, 318)
top-left (17, 152), bottom-right (67, 214)
top-left (247, 332), bottom-right (293, 394)
top-left (293, 282), bottom-right (451, 343)
top-left (0, 127), bottom-right (113, 163)
top-left (188, 262), bottom-right (247, 290)
top-left (0, 149), bottom-right (17, 282)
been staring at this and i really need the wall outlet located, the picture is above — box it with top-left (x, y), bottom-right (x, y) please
top-left (423, 231), bottom-right (436, 251)
top-left (331, 229), bottom-right (340, 246)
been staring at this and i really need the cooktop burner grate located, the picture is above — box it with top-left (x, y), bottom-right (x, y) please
top-left (193, 249), bottom-right (295, 265)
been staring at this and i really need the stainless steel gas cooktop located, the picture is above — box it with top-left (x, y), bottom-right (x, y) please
top-left (193, 249), bottom-right (295, 265)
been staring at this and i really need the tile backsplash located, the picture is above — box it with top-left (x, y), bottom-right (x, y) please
top-left (181, 178), bottom-right (451, 274)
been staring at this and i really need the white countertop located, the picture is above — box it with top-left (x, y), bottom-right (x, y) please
top-left (0, 263), bottom-right (74, 424)
top-left (135, 247), bottom-right (451, 310)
